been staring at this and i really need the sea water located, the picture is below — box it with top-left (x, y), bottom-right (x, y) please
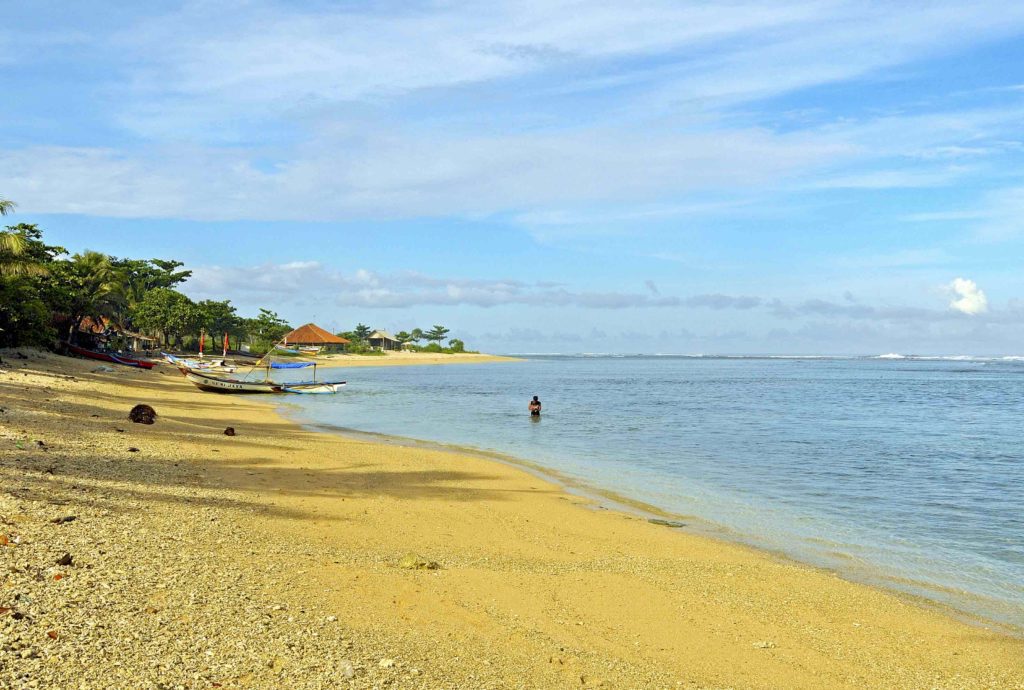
top-left (279, 355), bottom-right (1024, 627)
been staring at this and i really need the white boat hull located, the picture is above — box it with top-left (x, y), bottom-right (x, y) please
top-left (183, 370), bottom-right (346, 394)
top-left (184, 370), bottom-right (283, 393)
top-left (282, 382), bottom-right (345, 394)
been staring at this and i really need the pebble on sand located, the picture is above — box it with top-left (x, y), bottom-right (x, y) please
top-left (398, 553), bottom-right (440, 570)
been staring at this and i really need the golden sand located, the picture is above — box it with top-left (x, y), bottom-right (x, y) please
top-left (1, 350), bottom-right (1021, 689)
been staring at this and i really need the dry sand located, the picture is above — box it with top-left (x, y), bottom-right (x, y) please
top-left (1, 349), bottom-right (1021, 689)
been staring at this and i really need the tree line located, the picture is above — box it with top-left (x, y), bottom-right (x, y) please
top-left (0, 210), bottom-right (292, 352)
top-left (337, 323), bottom-right (465, 352)
top-left (1, 201), bottom-right (471, 355)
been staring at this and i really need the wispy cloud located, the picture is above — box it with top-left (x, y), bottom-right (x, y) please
top-left (185, 262), bottom-right (1012, 325)
top-left (186, 263), bottom-right (683, 309)
top-left (5, 1), bottom-right (1024, 227)
top-left (809, 167), bottom-right (970, 190)
top-left (903, 183), bottom-right (1024, 240)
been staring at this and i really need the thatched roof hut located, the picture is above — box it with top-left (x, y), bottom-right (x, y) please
top-left (368, 330), bottom-right (401, 351)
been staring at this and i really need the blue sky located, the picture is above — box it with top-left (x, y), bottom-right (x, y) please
top-left (4, 1), bottom-right (1024, 354)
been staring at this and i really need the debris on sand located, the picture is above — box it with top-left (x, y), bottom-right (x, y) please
top-left (224, 427), bottom-right (236, 436)
top-left (398, 553), bottom-right (440, 570)
top-left (647, 518), bottom-right (686, 528)
top-left (128, 404), bottom-right (157, 425)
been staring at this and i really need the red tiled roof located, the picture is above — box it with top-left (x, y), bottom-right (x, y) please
top-left (283, 323), bottom-right (349, 345)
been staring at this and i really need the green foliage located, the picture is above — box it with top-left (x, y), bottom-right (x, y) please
top-left (113, 258), bottom-right (191, 309)
top-left (406, 337), bottom-right (477, 355)
top-left (49, 250), bottom-right (126, 343)
top-left (196, 299), bottom-right (241, 337)
top-left (0, 199), bottom-right (15, 217)
top-left (425, 324), bottom-right (450, 343)
top-left (0, 215), bottom-right (483, 355)
top-left (344, 341), bottom-right (386, 355)
top-left (244, 308), bottom-right (291, 352)
top-left (1, 224), bottom-right (58, 278)
top-left (130, 288), bottom-right (198, 347)
top-left (0, 225), bottom-right (66, 347)
top-left (353, 323), bottom-right (372, 342)
top-left (0, 276), bottom-right (55, 346)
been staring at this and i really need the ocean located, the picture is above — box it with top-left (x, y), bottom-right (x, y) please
top-left (278, 355), bottom-right (1024, 628)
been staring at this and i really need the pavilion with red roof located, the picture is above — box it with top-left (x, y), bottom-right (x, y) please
top-left (282, 323), bottom-right (349, 351)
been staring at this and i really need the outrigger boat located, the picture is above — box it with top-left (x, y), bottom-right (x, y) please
top-left (162, 352), bottom-right (237, 373)
top-left (68, 344), bottom-right (156, 369)
top-left (180, 357), bottom-right (345, 394)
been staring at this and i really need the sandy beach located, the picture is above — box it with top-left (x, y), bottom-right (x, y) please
top-left (1, 350), bottom-right (1022, 690)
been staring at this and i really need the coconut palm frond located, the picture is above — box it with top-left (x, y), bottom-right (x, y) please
top-left (0, 231), bottom-right (28, 255)
top-left (0, 259), bottom-right (48, 278)
top-left (0, 199), bottom-right (15, 217)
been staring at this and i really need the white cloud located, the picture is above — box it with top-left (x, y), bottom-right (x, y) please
top-left (106, 1), bottom-right (1024, 126)
top-left (185, 263), bottom-right (684, 309)
top-left (186, 260), bottom-right (1012, 322)
top-left (948, 278), bottom-right (988, 315)
top-left (809, 167), bottom-right (969, 190)
top-left (0, 126), bottom-right (847, 221)
top-left (5, 1), bottom-right (1024, 226)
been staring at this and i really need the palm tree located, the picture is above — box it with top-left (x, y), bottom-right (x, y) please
top-left (57, 251), bottom-right (126, 344)
top-left (1, 201), bottom-right (46, 278)
top-left (0, 230), bottom-right (47, 278)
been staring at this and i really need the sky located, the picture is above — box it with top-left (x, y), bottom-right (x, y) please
top-left (4, 1), bottom-right (1024, 354)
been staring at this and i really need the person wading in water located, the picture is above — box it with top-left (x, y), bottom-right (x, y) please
top-left (528, 395), bottom-right (542, 417)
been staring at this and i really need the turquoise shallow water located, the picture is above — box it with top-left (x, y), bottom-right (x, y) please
top-left (278, 355), bottom-right (1024, 627)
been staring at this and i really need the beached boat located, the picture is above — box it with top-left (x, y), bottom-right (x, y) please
top-left (183, 369), bottom-right (284, 393)
top-left (181, 359), bottom-right (345, 394)
top-left (68, 344), bottom-right (156, 369)
top-left (162, 352), bottom-right (237, 373)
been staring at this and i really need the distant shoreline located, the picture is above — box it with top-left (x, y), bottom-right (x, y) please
top-left (312, 351), bottom-right (522, 367)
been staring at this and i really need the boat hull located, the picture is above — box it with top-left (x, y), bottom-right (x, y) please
top-left (183, 370), bottom-right (283, 393)
top-left (281, 382), bottom-right (345, 394)
top-left (183, 369), bottom-right (346, 394)
top-left (69, 344), bottom-right (155, 369)
top-left (162, 352), bottom-right (236, 373)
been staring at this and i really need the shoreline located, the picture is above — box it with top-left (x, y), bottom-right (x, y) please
top-left (279, 411), bottom-right (1024, 638)
top-left (3, 349), bottom-right (1023, 688)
